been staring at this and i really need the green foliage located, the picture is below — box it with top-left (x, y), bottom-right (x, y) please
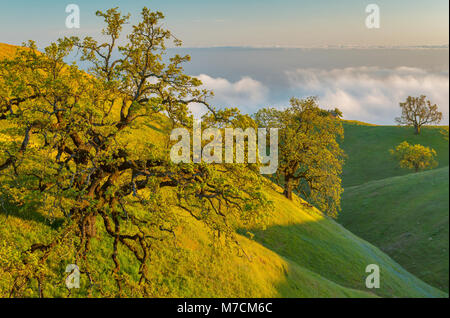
top-left (0, 7), bottom-right (268, 297)
top-left (390, 141), bottom-right (438, 172)
top-left (254, 97), bottom-right (345, 218)
top-left (327, 107), bottom-right (343, 118)
top-left (396, 95), bottom-right (443, 135)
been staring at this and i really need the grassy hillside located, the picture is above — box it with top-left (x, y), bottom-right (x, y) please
top-left (339, 121), bottom-right (449, 293)
top-left (341, 121), bottom-right (449, 187)
top-left (1, 182), bottom-right (447, 297)
top-left (0, 43), bottom-right (23, 59)
top-left (0, 42), bottom-right (446, 298)
top-left (339, 167), bottom-right (449, 292)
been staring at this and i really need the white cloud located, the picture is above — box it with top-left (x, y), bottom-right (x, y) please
top-left (191, 74), bottom-right (269, 118)
top-left (188, 68), bottom-right (448, 125)
top-left (285, 67), bottom-right (449, 125)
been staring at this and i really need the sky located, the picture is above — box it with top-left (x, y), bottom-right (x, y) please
top-left (0, 0), bottom-right (448, 48)
top-left (179, 48), bottom-right (449, 124)
top-left (0, 1), bottom-right (448, 124)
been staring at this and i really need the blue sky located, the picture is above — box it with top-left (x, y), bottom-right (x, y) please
top-left (0, 0), bottom-right (448, 48)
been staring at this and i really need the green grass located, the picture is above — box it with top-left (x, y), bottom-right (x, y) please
top-left (339, 121), bottom-right (449, 293)
top-left (339, 167), bottom-right (449, 292)
top-left (1, 184), bottom-right (446, 297)
top-left (340, 121), bottom-right (449, 187)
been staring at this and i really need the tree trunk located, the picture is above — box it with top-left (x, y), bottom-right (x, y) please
top-left (283, 177), bottom-right (293, 200)
top-left (414, 124), bottom-right (421, 135)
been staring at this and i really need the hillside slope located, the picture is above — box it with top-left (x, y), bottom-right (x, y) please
top-left (1, 183), bottom-right (446, 297)
top-left (341, 121), bottom-right (449, 187)
top-left (0, 43), bottom-right (19, 59)
top-left (339, 167), bottom-right (449, 292)
top-left (0, 42), bottom-right (446, 298)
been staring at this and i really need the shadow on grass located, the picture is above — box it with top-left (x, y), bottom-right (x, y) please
top-left (0, 198), bottom-right (65, 230)
top-left (238, 222), bottom-right (368, 293)
top-left (237, 219), bottom-right (448, 298)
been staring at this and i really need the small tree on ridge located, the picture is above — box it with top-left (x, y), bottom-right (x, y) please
top-left (396, 95), bottom-right (442, 135)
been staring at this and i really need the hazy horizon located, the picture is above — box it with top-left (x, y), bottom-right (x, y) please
top-left (171, 47), bottom-right (449, 125)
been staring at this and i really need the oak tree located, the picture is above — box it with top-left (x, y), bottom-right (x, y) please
top-left (390, 141), bottom-right (438, 172)
top-left (254, 97), bottom-right (345, 218)
top-left (396, 95), bottom-right (442, 135)
top-left (0, 7), bottom-right (268, 297)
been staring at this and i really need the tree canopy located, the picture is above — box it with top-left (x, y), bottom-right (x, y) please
top-left (254, 97), bottom-right (345, 218)
top-left (390, 141), bottom-right (438, 173)
top-left (0, 7), bottom-right (269, 297)
top-left (396, 95), bottom-right (442, 135)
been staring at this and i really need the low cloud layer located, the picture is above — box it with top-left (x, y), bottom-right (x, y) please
top-left (191, 67), bottom-right (448, 125)
top-left (190, 74), bottom-right (269, 118)
top-left (286, 67), bottom-right (449, 124)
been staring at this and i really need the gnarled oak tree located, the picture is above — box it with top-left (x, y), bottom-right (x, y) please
top-left (0, 7), bottom-right (268, 297)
